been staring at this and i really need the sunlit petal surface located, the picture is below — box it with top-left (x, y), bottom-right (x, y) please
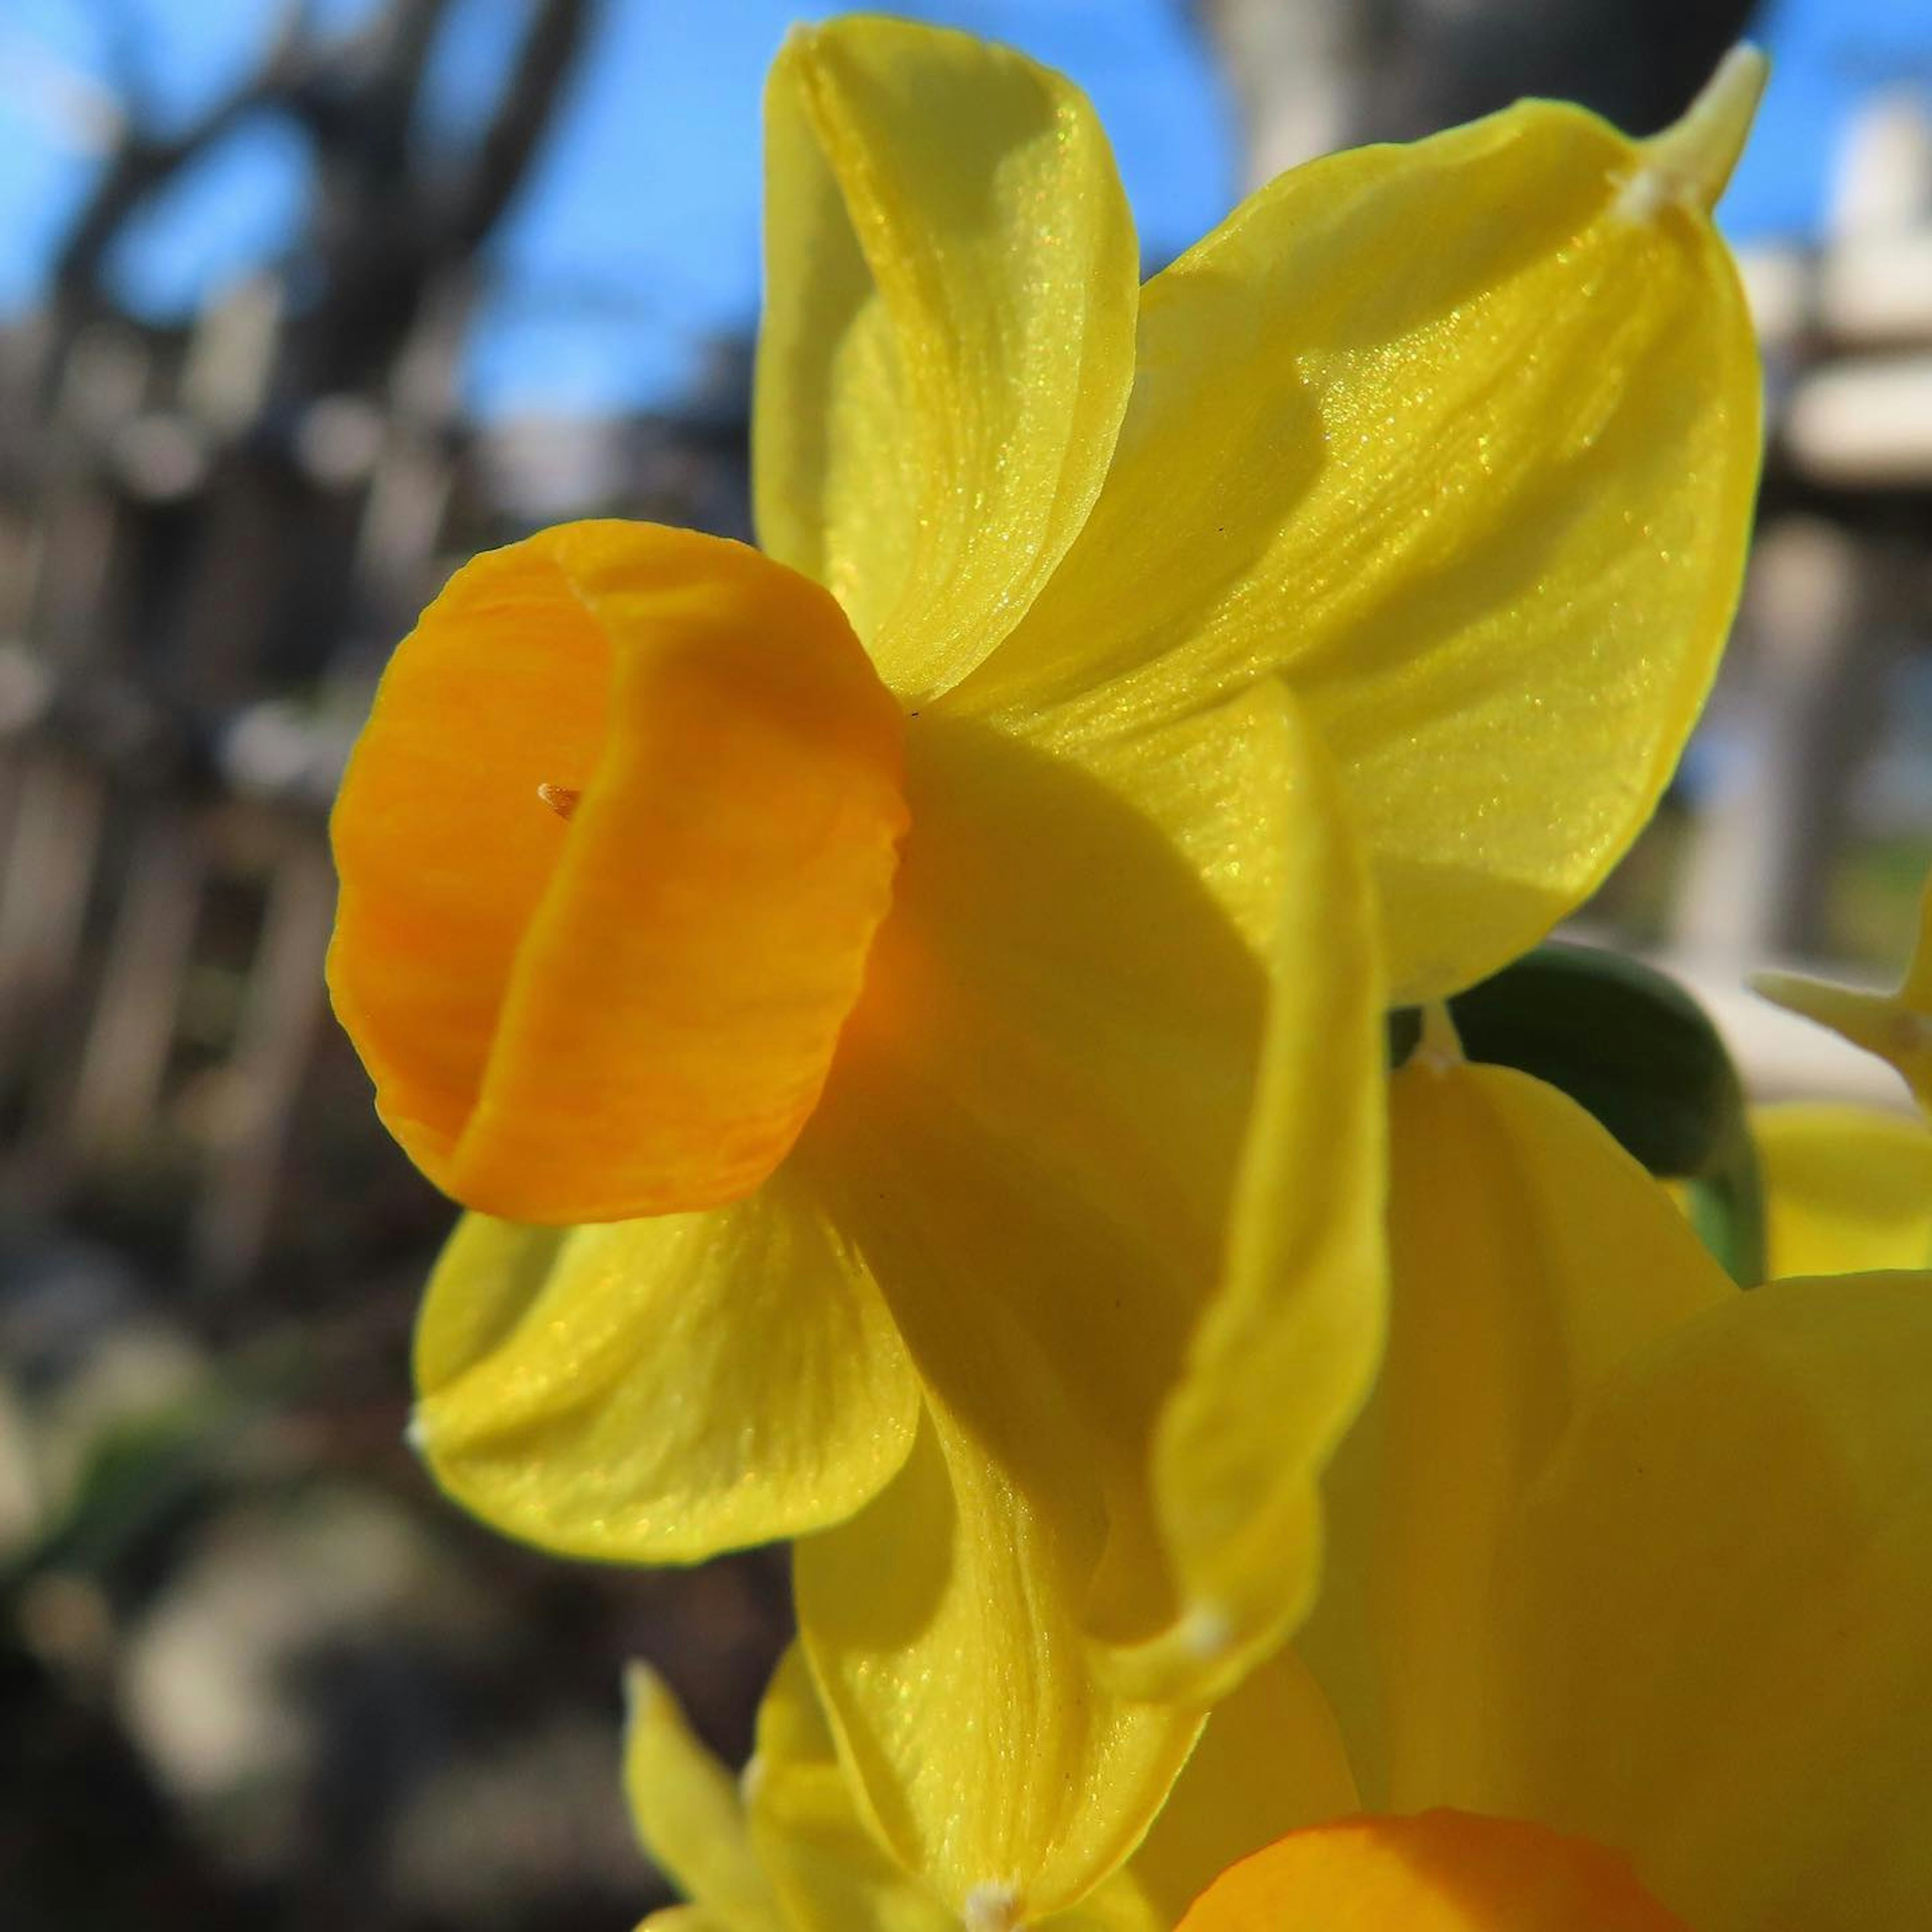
top-left (757, 19), bottom-right (1139, 698)
top-left (1099, 687), bottom-right (1386, 1704)
top-left (797, 1410), bottom-right (1199, 1926)
top-left (745, 1649), bottom-right (962, 1932)
top-left (624, 1661), bottom-right (788, 1932)
top-left (412, 1188), bottom-right (921, 1562)
top-left (952, 94), bottom-right (1759, 1001)
top-left (624, 1645), bottom-right (1356, 1932)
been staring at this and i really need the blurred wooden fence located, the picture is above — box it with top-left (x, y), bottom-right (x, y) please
top-left (0, 264), bottom-right (455, 1290)
top-left (0, 1), bottom-right (770, 1295)
top-left (0, 277), bottom-right (749, 1295)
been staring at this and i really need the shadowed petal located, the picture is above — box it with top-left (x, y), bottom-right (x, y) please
top-left (1474, 1274), bottom-right (1932, 1928)
top-left (791, 683), bottom-right (1383, 1913)
top-left (1300, 1060), bottom-right (1731, 1812)
top-left (1123, 1650), bottom-right (1359, 1926)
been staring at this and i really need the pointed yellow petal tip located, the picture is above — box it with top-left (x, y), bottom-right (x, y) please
top-left (1751, 968), bottom-right (1916, 1053)
top-left (1752, 968), bottom-right (1932, 1092)
top-left (1625, 44), bottom-right (1768, 218)
top-left (622, 1660), bottom-right (666, 1718)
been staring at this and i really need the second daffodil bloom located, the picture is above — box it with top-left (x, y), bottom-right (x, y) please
top-left (1240, 1022), bottom-right (1932, 1930)
top-left (328, 17), bottom-right (1763, 1919)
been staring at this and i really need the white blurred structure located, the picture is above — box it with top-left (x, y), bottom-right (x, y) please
top-left (1687, 89), bottom-right (1932, 1073)
top-left (1770, 94), bottom-right (1932, 480)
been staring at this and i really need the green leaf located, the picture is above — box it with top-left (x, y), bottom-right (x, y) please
top-left (1429, 943), bottom-right (1765, 1285)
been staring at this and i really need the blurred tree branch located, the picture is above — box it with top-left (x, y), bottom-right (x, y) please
top-left (52, 1), bottom-right (317, 315)
top-left (75, 0), bottom-right (159, 124)
top-left (451, 0), bottom-right (593, 251)
top-left (44, 0), bottom-right (596, 395)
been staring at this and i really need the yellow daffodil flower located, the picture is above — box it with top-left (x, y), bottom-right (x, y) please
top-left (1268, 1025), bottom-right (1932, 1929)
top-left (328, 17), bottom-right (1763, 1918)
top-left (621, 1646), bottom-right (1357, 1932)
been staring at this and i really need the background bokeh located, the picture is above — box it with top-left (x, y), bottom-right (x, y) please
top-left (1, 2), bottom-right (1927, 1924)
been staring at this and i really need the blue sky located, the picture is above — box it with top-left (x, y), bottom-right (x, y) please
top-left (0, 0), bottom-right (1925, 418)
top-left (1722, 0), bottom-right (1932, 236)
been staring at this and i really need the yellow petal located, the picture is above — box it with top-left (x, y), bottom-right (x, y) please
top-left (328, 520), bottom-right (907, 1223)
top-left (744, 1645), bottom-right (1348, 1932)
top-left (1753, 1101), bottom-right (1932, 1277)
top-left (753, 1648), bottom-right (1157, 1932)
top-left (952, 74), bottom-right (1761, 1002)
top-left (1176, 1811), bottom-right (1689, 1930)
top-left (621, 1662), bottom-right (787, 1932)
top-left (796, 1417), bottom-right (1200, 1929)
top-left (1300, 1058), bottom-right (1732, 1812)
top-left (790, 681), bottom-right (1383, 1912)
top-left (757, 17), bottom-right (1138, 699)
top-left (743, 1648), bottom-right (962, 1932)
top-left (748, 1645), bottom-right (838, 1769)
top-left (1473, 1273), bottom-right (1932, 1929)
top-left (412, 1185), bottom-right (920, 1563)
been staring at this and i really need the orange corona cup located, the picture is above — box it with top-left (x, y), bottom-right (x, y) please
top-left (327, 520), bottom-right (908, 1224)
top-left (1178, 1812), bottom-right (1691, 1932)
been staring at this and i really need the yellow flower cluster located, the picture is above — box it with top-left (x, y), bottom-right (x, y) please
top-left (325, 16), bottom-right (1932, 1929)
